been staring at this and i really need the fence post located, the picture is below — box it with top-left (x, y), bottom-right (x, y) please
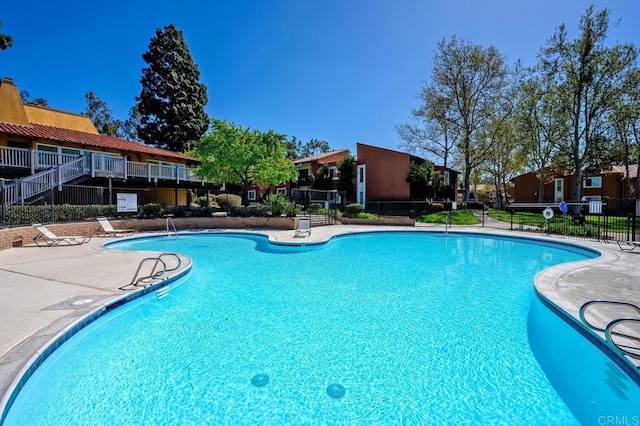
top-left (482, 203), bottom-right (485, 227)
top-left (1, 179), bottom-right (5, 228)
top-left (510, 208), bottom-right (514, 231)
top-left (50, 187), bottom-right (56, 223)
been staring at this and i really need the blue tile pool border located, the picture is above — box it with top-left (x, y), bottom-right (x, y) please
top-left (0, 264), bottom-right (191, 425)
top-left (535, 290), bottom-right (640, 387)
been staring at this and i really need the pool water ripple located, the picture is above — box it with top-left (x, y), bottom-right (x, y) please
top-left (4, 232), bottom-right (639, 425)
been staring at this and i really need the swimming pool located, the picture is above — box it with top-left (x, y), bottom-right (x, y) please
top-left (3, 231), bottom-right (639, 424)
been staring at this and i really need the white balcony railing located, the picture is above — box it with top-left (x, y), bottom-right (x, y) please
top-left (0, 146), bottom-right (31, 169)
top-left (127, 161), bottom-right (148, 178)
top-left (1, 145), bottom-right (209, 200)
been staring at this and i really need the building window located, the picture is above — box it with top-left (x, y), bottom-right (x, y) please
top-left (247, 190), bottom-right (257, 201)
top-left (8, 140), bottom-right (29, 149)
top-left (276, 188), bottom-right (287, 196)
top-left (328, 166), bottom-right (339, 180)
top-left (443, 171), bottom-right (450, 185)
top-left (583, 177), bottom-right (602, 188)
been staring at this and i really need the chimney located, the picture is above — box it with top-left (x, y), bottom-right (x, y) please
top-left (0, 77), bottom-right (30, 125)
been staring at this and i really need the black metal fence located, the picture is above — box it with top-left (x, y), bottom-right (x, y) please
top-left (290, 189), bottom-right (346, 226)
top-left (365, 200), bottom-right (462, 217)
top-left (0, 184), bottom-right (156, 228)
top-left (363, 199), bottom-right (640, 243)
top-left (479, 201), bottom-right (639, 242)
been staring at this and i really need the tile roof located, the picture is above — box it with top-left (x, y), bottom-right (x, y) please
top-left (293, 149), bottom-right (349, 164)
top-left (611, 164), bottom-right (638, 179)
top-left (0, 121), bottom-right (198, 162)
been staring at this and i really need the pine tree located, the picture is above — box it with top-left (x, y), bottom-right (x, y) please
top-left (136, 24), bottom-right (209, 152)
top-left (0, 21), bottom-right (13, 50)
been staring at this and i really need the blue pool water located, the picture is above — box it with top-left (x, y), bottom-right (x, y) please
top-left (4, 232), bottom-right (640, 425)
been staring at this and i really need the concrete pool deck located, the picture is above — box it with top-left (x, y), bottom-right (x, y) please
top-left (1, 224), bottom-right (639, 410)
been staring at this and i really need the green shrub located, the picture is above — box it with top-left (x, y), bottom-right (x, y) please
top-left (139, 203), bottom-right (164, 218)
top-left (262, 193), bottom-right (295, 217)
top-left (215, 193), bottom-right (242, 209)
top-left (344, 203), bottom-right (364, 217)
top-left (282, 202), bottom-right (298, 218)
top-left (4, 204), bottom-right (119, 227)
top-left (308, 203), bottom-right (324, 213)
top-left (229, 204), bottom-right (269, 217)
top-left (351, 212), bottom-right (377, 219)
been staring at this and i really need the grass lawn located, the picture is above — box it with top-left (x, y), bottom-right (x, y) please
top-left (416, 210), bottom-right (480, 225)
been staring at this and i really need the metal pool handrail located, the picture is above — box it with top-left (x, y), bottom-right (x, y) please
top-left (121, 252), bottom-right (182, 290)
top-left (579, 300), bottom-right (640, 333)
top-left (166, 217), bottom-right (178, 238)
top-left (605, 318), bottom-right (640, 360)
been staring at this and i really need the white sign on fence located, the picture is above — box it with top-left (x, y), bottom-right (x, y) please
top-left (117, 193), bottom-right (138, 213)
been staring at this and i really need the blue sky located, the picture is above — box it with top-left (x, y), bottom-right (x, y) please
top-left (1, 1), bottom-right (638, 157)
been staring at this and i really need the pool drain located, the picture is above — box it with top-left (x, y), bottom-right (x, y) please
top-left (251, 374), bottom-right (269, 387)
top-left (326, 383), bottom-right (345, 398)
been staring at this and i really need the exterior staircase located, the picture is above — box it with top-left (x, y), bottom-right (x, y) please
top-left (2, 156), bottom-right (88, 205)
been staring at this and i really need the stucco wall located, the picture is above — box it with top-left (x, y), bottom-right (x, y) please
top-left (357, 143), bottom-right (410, 201)
top-left (0, 78), bottom-right (30, 125)
top-left (24, 105), bottom-right (99, 134)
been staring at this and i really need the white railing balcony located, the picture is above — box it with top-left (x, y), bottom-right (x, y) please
top-left (148, 163), bottom-right (177, 180)
top-left (0, 146), bottom-right (32, 169)
top-left (36, 152), bottom-right (59, 168)
top-left (127, 161), bottom-right (148, 178)
top-left (91, 154), bottom-right (125, 177)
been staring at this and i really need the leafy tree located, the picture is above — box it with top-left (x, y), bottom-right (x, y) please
top-left (609, 68), bottom-right (640, 198)
top-left (515, 70), bottom-right (568, 201)
top-left (422, 36), bottom-right (509, 201)
top-left (481, 116), bottom-right (524, 208)
top-left (540, 6), bottom-right (638, 201)
top-left (83, 91), bottom-right (123, 137)
top-left (337, 154), bottom-right (357, 199)
top-left (397, 85), bottom-right (457, 168)
top-left (0, 21), bottom-right (12, 50)
top-left (121, 106), bottom-right (142, 142)
top-left (284, 136), bottom-right (300, 159)
top-left (190, 119), bottom-right (297, 205)
top-left (406, 160), bottom-right (440, 200)
top-left (136, 24), bottom-right (209, 152)
top-left (19, 90), bottom-right (49, 107)
top-left (297, 139), bottom-right (332, 158)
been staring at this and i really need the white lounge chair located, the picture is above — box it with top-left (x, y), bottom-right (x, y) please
top-left (32, 223), bottom-right (92, 247)
top-left (96, 217), bottom-right (135, 237)
top-left (294, 217), bottom-right (311, 238)
top-left (617, 240), bottom-right (640, 251)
